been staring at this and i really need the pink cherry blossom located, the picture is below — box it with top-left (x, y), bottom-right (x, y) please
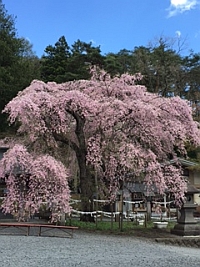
top-left (2, 68), bottom-right (200, 209)
top-left (0, 144), bottom-right (71, 222)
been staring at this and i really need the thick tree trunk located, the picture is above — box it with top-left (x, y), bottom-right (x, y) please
top-left (75, 116), bottom-right (95, 222)
top-left (54, 125), bottom-right (94, 221)
top-left (78, 153), bottom-right (95, 222)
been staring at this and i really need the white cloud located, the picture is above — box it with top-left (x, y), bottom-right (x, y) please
top-left (89, 39), bottom-right (96, 45)
top-left (171, 0), bottom-right (191, 5)
top-left (26, 37), bottom-right (31, 43)
top-left (175, 30), bottom-right (181, 37)
top-left (167, 0), bottom-right (199, 17)
top-left (89, 39), bottom-right (104, 49)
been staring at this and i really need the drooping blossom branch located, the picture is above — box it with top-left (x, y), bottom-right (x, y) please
top-left (2, 68), bottom-right (200, 207)
top-left (0, 144), bottom-right (71, 222)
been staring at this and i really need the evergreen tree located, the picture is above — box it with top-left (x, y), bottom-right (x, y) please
top-left (41, 36), bottom-right (72, 83)
top-left (41, 37), bottom-right (104, 83)
top-left (69, 39), bottom-right (104, 80)
top-left (0, 0), bottom-right (40, 135)
top-left (182, 52), bottom-right (200, 120)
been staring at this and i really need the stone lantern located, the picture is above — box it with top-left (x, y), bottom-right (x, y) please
top-left (171, 184), bottom-right (200, 236)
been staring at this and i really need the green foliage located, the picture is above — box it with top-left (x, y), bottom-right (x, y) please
top-left (103, 38), bottom-right (186, 97)
top-left (119, 39), bottom-right (183, 97)
top-left (40, 34), bottom-right (200, 114)
top-left (41, 37), bottom-right (104, 83)
top-left (69, 39), bottom-right (104, 80)
top-left (41, 36), bottom-right (71, 83)
top-left (182, 52), bottom-right (200, 121)
top-left (0, 0), bottom-right (40, 134)
top-left (103, 53), bottom-right (122, 76)
top-left (142, 40), bottom-right (182, 97)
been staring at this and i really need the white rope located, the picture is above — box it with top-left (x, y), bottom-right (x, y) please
top-left (71, 209), bottom-right (96, 215)
top-left (70, 209), bottom-right (147, 220)
top-left (71, 209), bottom-right (121, 216)
top-left (123, 200), bottom-right (144, 204)
top-left (70, 199), bottom-right (145, 205)
top-left (152, 200), bottom-right (174, 205)
top-left (70, 199), bottom-right (82, 204)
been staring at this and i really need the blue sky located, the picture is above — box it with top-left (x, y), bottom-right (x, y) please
top-left (3, 0), bottom-right (200, 57)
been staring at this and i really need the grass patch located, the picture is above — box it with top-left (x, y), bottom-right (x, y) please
top-left (65, 218), bottom-right (176, 235)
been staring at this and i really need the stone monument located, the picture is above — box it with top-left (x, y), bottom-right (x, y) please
top-left (171, 184), bottom-right (200, 236)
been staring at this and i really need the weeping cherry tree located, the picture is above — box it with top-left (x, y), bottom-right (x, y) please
top-left (2, 68), bottom-right (200, 217)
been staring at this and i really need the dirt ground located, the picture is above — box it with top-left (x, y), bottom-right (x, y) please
top-left (88, 227), bottom-right (200, 248)
top-left (129, 227), bottom-right (178, 239)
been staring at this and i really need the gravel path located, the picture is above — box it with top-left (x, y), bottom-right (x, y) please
top-left (0, 231), bottom-right (200, 267)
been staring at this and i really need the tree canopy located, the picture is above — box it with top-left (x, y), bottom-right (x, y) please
top-left (40, 35), bottom-right (200, 108)
top-left (2, 68), bottom-right (200, 213)
top-left (0, 0), bottom-right (40, 134)
top-left (41, 36), bottom-right (104, 83)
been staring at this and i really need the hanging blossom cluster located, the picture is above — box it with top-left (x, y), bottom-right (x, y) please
top-left (3, 68), bottom-right (200, 204)
top-left (0, 145), bottom-right (71, 222)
